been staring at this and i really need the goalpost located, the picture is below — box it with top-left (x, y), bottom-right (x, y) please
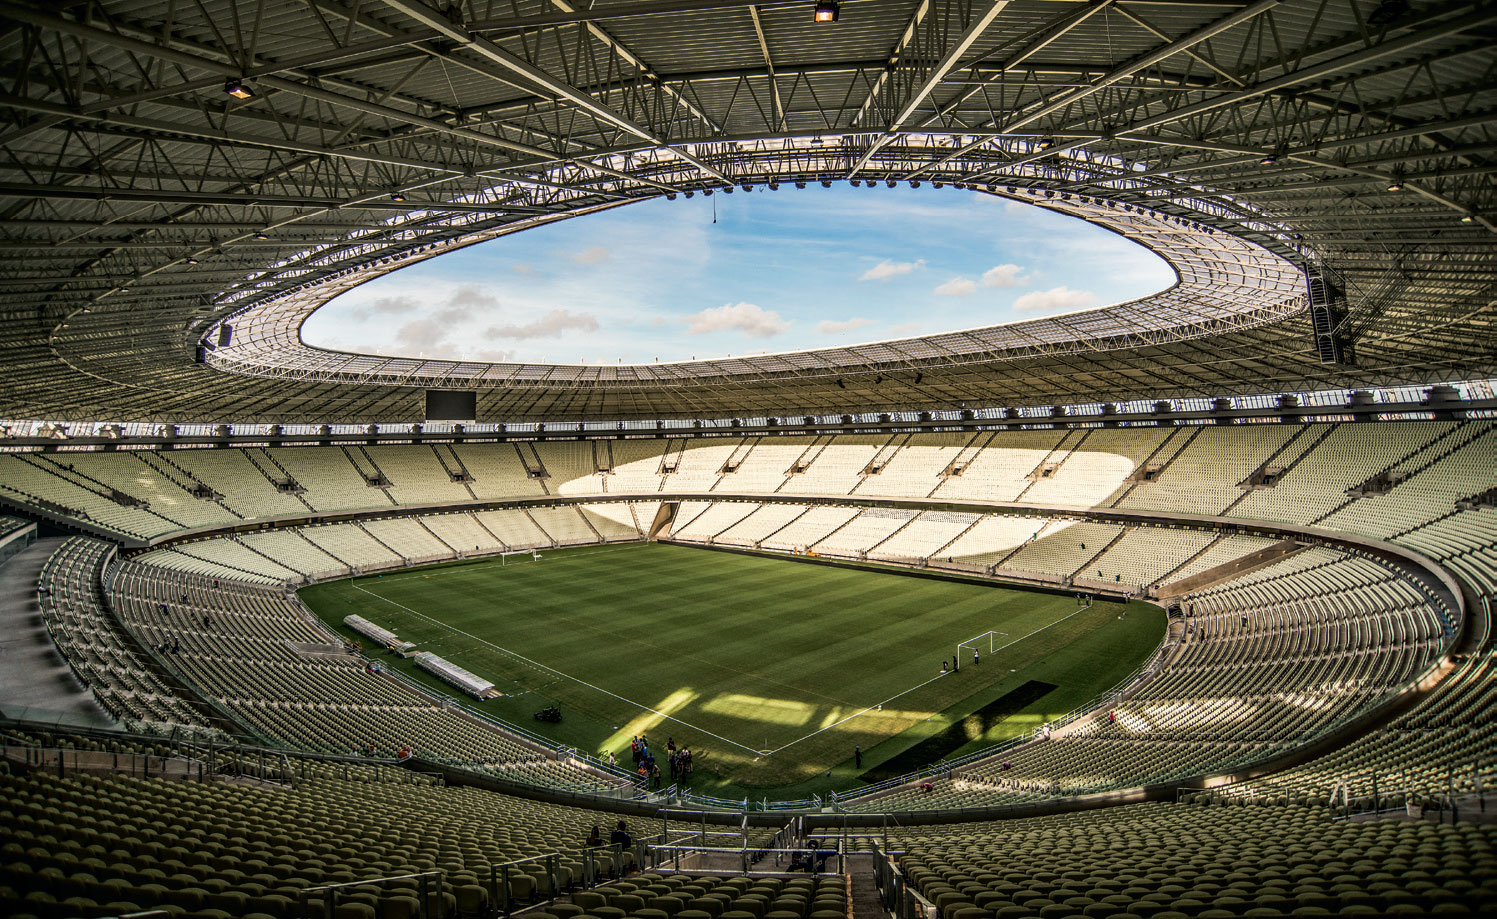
top-left (500, 549), bottom-right (542, 566)
top-left (957, 630), bottom-right (1008, 661)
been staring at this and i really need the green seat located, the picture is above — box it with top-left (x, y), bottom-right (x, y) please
top-left (333, 903), bottom-right (376, 919)
top-left (380, 896), bottom-right (422, 919)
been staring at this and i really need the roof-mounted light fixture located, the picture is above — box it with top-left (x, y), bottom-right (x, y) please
top-left (814, 1), bottom-right (840, 23)
top-left (1259, 150), bottom-right (1278, 166)
top-left (224, 79), bottom-right (254, 100)
top-left (1386, 178), bottom-right (1405, 192)
top-left (253, 231), bottom-right (269, 240)
top-left (1460, 213), bottom-right (1476, 224)
top-left (391, 191), bottom-right (407, 202)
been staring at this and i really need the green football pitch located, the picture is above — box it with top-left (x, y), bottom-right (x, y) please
top-left (299, 542), bottom-right (1165, 798)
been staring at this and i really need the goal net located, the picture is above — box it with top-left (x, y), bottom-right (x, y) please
top-left (500, 549), bottom-right (542, 566)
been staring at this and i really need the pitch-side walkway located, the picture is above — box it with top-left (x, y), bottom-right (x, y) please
top-left (0, 537), bottom-right (116, 726)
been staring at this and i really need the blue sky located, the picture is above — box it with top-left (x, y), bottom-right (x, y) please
top-left (301, 186), bottom-right (1176, 365)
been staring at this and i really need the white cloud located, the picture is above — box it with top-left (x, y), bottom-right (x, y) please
top-left (485, 309), bottom-right (599, 340)
top-left (392, 306), bottom-right (467, 352)
top-left (1012, 286), bottom-right (1097, 313)
top-left (935, 277), bottom-right (977, 297)
top-left (685, 302), bottom-right (790, 338)
top-left (981, 264), bottom-right (1028, 288)
top-left (859, 258), bottom-right (925, 282)
top-left (571, 245), bottom-right (610, 265)
top-left (511, 263), bottom-right (536, 276)
top-left (815, 317), bottom-right (874, 334)
top-left (447, 283), bottom-right (499, 309)
top-left (349, 295), bottom-right (420, 321)
top-left (888, 322), bottom-right (922, 336)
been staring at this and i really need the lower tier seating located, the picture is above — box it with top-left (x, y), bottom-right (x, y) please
top-left (36, 538), bottom-right (215, 732)
top-left (104, 559), bottom-right (605, 786)
top-left (855, 548), bottom-right (1453, 810)
top-left (0, 749), bottom-right (729, 919)
top-left (880, 798), bottom-right (1497, 917)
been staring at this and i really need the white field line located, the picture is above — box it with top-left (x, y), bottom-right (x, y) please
top-left (368, 543), bottom-right (644, 584)
top-left (764, 670), bottom-right (952, 756)
top-left (349, 581), bottom-right (766, 755)
top-left (356, 561), bottom-right (1102, 762)
top-left (765, 600), bottom-right (1102, 754)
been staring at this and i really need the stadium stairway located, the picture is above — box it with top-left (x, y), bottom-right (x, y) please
top-left (0, 539), bottom-right (116, 728)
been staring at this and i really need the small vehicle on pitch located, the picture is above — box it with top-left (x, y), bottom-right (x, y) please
top-left (534, 705), bottom-right (562, 723)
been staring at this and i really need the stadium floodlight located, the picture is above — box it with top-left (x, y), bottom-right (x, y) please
top-left (1459, 213), bottom-right (1476, 224)
top-left (813, 1), bottom-right (839, 23)
top-left (1386, 178), bottom-right (1405, 191)
top-left (390, 191), bottom-right (407, 202)
top-left (186, 256), bottom-right (199, 265)
top-left (253, 231), bottom-right (269, 240)
top-left (1259, 151), bottom-right (1278, 165)
top-left (224, 79), bottom-right (254, 100)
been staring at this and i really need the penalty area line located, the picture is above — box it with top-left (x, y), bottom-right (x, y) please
top-left (348, 582), bottom-right (767, 757)
top-left (763, 668), bottom-right (953, 757)
top-left (764, 601), bottom-right (1105, 756)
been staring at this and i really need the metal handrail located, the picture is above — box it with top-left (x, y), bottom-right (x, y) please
top-left (299, 870), bottom-right (444, 919)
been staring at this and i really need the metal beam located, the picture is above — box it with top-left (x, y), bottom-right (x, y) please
top-left (377, 0), bottom-right (731, 184)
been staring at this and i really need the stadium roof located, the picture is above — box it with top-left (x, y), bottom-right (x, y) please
top-left (0, 0), bottom-right (1493, 423)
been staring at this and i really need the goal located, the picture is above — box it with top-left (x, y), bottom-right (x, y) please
top-left (500, 549), bottom-right (542, 566)
top-left (957, 630), bottom-right (1008, 660)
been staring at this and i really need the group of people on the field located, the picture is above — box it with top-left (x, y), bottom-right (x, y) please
top-left (628, 735), bottom-right (694, 789)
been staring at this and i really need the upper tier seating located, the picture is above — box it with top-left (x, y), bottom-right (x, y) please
top-left (4, 422), bottom-right (1490, 596)
top-left (0, 453), bottom-right (183, 538)
top-left (453, 443), bottom-right (548, 500)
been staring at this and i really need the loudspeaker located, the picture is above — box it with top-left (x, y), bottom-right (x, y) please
top-left (218, 324), bottom-right (233, 347)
